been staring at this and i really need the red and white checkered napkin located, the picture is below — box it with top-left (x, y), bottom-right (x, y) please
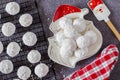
top-left (64, 44), bottom-right (119, 80)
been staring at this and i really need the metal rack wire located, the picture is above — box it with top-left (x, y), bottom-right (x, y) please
top-left (0, 0), bottom-right (55, 80)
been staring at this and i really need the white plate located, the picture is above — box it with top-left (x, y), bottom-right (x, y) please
top-left (48, 12), bottom-right (103, 68)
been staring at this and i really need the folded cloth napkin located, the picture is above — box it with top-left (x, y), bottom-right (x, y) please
top-left (64, 44), bottom-right (119, 80)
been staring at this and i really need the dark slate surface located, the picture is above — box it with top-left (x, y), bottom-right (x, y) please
top-left (0, 0), bottom-right (120, 80)
top-left (36, 0), bottom-right (120, 80)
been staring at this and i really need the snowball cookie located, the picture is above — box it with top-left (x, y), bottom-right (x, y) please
top-left (76, 36), bottom-right (90, 49)
top-left (2, 22), bottom-right (16, 37)
top-left (0, 41), bottom-right (3, 54)
top-left (85, 30), bottom-right (97, 44)
top-left (60, 46), bottom-right (73, 58)
top-left (58, 17), bottom-right (72, 29)
top-left (22, 32), bottom-right (37, 46)
top-left (60, 39), bottom-right (77, 58)
top-left (73, 18), bottom-right (86, 33)
top-left (5, 2), bottom-right (20, 15)
top-left (56, 30), bottom-right (66, 44)
top-left (19, 13), bottom-right (33, 27)
top-left (74, 48), bottom-right (88, 58)
top-left (7, 42), bottom-right (20, 57)
top-left (17, 66), bottom-right (31, 80)
top-left (34, 63), bottom-right (49, 78)
top-left (0, 60), bottom-right (13, 74)
top-left (64, 25), bottom-right (81, 39)
top-left (27, 50), bottom-right (41, 64)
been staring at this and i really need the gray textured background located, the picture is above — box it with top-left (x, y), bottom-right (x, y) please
top-left (0, 0), bottom-right (120, 80)
top-left (36, 0), bottom-right (120, 80)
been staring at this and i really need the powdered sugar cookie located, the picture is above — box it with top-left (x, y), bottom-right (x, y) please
top-left (5, 2), bottom-right (20, 15)
top-left (2, 22), bottom-right (16, 37)
top-left (22, 32), bottom-right (37, 46)
top-left (7, 42), bottom-right (20, 57)
top-left (56, 30), bottom-right (66, 44)
top-left (19, 13), bottom-right (33, 27)
top-left (85, 30), bottom-right (97, 44)
top-left (76, 36), bottom-right (90, 48)
top-left (17, 66), bottom-right (31, 80)
top-left (0, 60), bottom-right (13, 74)
top-left (27, 50), bottom-right (41, 64)
top-left (73, 18), bottom-right (86, 33)
top-left (34, 63), bottom-right (49, 78)
top-left (60, 39), bottom-right (77, 58)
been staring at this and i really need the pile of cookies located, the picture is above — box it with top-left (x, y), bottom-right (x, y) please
top-left (56, 17), bottom-right (97, 59)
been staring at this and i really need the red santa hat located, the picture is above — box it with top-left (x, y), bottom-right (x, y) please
top-left (53, 4), bottom-right (81, 22)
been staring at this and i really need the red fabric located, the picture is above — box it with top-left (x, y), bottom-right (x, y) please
top-left (64, 44), bottom-right (119, 80)
top-left (53, 4), bottom-right (81, 22)
top-left (88, 0), bottom-right (103, 10)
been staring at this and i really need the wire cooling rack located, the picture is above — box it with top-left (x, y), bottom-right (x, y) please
top-left (0, 0), bottom-right (55, 80)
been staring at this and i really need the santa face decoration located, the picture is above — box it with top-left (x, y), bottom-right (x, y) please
top-left (93, 4), bottom-right (110, 21)
top-left (88, 0), bottom-right (110, 21)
